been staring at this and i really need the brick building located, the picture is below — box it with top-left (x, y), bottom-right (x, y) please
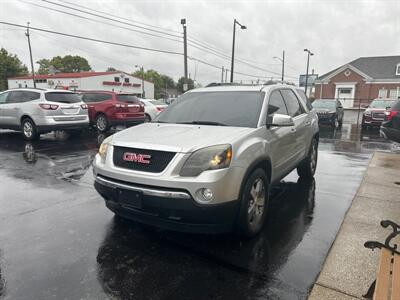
top-left (314, 56), bottom-right (400, 108)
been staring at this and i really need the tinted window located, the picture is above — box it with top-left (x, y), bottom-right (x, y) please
top-left (0, 92), bottom-right (8, 104)
top-left (268, 90), bottom-right (288, 116)
top-left (296, 89), bottom-right (313, 111)
top-left (312, 100), bottom-right (336, 109)
top-left (116, 95), bottom-right (140, 103)
top-left (280, 89), bottom-right (305, 117)
top-left (156, 91), bottom-right (265, 128)
top-left (45, 92), bottom-right (81, 103)
top-left (7, 91), bottom-right (27, 103)
top-left (82, 93), bottom-right (111, 103)
top-left (370, 100), bottom-right (396, 108)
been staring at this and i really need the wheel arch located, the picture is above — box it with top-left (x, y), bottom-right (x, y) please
top-left (20, 114), bottom-right (35, 125)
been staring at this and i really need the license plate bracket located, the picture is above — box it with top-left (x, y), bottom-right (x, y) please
top-left (117, 189), bottom-right (143, 209)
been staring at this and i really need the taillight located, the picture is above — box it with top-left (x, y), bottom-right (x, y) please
top-left (39, 103), bottom-right (59, 110)
top-left (81, 104), bottom-right (88, 109)
top-left (384, 110), bottom-right (398, 121)
top-left (156, 106), bottom-right (164, 112)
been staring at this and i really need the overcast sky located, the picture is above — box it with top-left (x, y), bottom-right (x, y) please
top-left (1, 0), bottom-right (399, 85)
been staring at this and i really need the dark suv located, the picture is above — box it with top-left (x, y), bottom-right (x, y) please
top-left (312, 99), bottom-right (344, 128)
top-left (380, 99), bottom-right (400, 143)
top-left (80, 91), bottom-right (145, 132)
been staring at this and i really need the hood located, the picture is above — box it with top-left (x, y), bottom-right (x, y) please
top-left (365, 108), bottom-right (386, 113)
top-left (111, 123), bottom-right (254, 153)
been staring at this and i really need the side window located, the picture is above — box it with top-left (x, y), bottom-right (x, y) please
top-left (82, 93), bottom-right (94, 103)
top-left (7, 91), bottom-right (24, 103)
top-left (296, 89), bottom-right (313, 111)
top-left (280, 89), bottom-right (305, 117)
top-left (268, 90), bottom-right (289, 116)
top-left (23, 91), bottom-right (40, 101)
top-left (0, 92), bottom-right (8, 104)
top-left (94, 93), bottom-right (112, 102)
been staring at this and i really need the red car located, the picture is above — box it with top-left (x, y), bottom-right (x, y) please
top-left (362, 99), bottom-right (397, 130)
top-left (80, 91), bottom-right (145, 132)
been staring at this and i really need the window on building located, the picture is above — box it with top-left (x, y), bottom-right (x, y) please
top-left (34, 79), bottom-right (47, 83)
top-left (396, 63), bottom-right (400, 75)
top-left (114, 77), bottom-right (120, 83)
top-left (339, 88), bottom-right (352, 94)
top-left (378, 89), bottom-right (387, 98)
top-left (124, 78), bottom-right (129, 83)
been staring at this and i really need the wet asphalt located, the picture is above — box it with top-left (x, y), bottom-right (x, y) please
top-left (0, 112), bottom-right (399, 300)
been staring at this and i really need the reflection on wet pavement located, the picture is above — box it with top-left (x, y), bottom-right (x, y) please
top-left (0, 124), bottom-right (396, 299)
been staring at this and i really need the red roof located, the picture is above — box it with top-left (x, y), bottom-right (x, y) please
top-left (9, 71), bottom-right (117, 80)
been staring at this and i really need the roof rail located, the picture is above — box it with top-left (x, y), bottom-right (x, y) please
top-left (205, 81), bottom-right (296, 88)
top-left (8, 87), bottom-right (47, 91)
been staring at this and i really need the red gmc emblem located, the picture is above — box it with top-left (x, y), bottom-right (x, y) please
top-left (123, 152), bottom-right (151, 164)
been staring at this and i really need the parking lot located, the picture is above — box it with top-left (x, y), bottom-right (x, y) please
top-left (0, 110), bottom-right (399, 300)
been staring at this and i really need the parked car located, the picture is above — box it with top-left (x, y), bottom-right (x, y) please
top-left (140, 99), bottom-right (168, 122)
top-left (0, 88), bottom-right (89, 140)
top-left (380, 99), bottom-right (400, 143)
top-left (80, 91), bottom-right (145, 132)
top-left (92, 83), bottom-right (319, 237)
top-left (362, 98), bottom-right (397, 130)
top-left (312, 99), bottom-right (344, 128)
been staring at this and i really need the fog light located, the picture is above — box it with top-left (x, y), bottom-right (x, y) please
top-left (202, 188), bottom-right (214, 202)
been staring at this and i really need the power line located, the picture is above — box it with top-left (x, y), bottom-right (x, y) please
top-left (0, 21), bottom-right (183, 56)
top-left (18, 0), bottom-right (183, 44)
top-left (41, 0), bottom-right (181, 38)
top-left (57, 0), bottom-right (181, 34)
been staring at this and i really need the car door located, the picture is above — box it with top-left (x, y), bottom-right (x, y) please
top-left (2, 90), bottom-right (25, 126)
top-left (280, 89), bottom-right (310, 167)
top-left (0, 92), bottom-right (10, 126)
top-left (266, 89), bottom-right (297, 181)
top-left (82, 93), bottom-right (97, 121)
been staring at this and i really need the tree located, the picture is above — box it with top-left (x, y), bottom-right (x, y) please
top-left (37, 55), bottom-right (91, 74)
top-left (176, 77), bottom-right (194, 93)
top-left (0, 48), bottom-right (28, 91)
top-left (132, 69), bottom-right (176, 99)
top-left (106, 67), bottom-right (117, 72)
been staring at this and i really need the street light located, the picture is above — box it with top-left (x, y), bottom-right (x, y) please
top-left (135, 64), bottom-right (145, 98)
top-left (304, 48), bottom-right (314, 96)
top-left (273, 50), bottom-right (285, 81)
top-left (230, 18), bottom-right (246, 83)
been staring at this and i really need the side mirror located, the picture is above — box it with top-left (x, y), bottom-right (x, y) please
top-left (361, 104), bottom-right (369, 109)
top-left (268, 114), bottom-right (295, 127)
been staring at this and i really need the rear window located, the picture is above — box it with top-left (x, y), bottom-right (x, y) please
top-left (45, 92), bottom-right (81, 103)
top-left (116, 95), bottom-right (140, 103)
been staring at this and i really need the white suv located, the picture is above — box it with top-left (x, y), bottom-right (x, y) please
top-left (0, 88), bottom-right (89, 140)
top-left (93, 83), bottom-right (319, 237)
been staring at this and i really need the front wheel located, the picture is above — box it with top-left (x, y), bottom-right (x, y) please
top-left (236, 168), bottom-right (269, 238)
top-left (21, 118), bottom-right (39, 141)
top-left (297, 137), bottom-right (318, 178)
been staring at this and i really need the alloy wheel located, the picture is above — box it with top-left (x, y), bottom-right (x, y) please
top-left (23, 121), bottom-right (33, 138)
top-left (247, 178), bottom-right (265, 230)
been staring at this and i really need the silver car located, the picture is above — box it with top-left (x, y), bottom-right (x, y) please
top-left (93, 83), bottom-right (319, 237)
top-left (0, 88), bottom-right (89, 140)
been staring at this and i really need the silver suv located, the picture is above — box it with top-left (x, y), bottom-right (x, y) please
top-left (0, 88), bottom-right (89, 140)
top-left (93, 83), bottom-right (319, 237)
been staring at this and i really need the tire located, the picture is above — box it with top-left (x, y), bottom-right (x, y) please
top-left (297, 137), bottom-right (318, 179)
top-left (21, 117), bottom-right (39, 141)
top-left (144, 114), bottom-right (151, 122)
top-left (96, 114), bottom-right (109, 133)
top-left (236, 168), bottom-right (269, 238)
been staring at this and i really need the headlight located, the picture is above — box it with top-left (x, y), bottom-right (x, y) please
top-left (180, 144), bottom-right (232, 177)
top-left (98, 137), bottom-right (112, 162)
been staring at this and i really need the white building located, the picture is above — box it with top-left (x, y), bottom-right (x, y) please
top-left (8, 71), bottom-right (154, 98)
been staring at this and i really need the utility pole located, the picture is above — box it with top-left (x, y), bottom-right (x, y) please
top-left (230, 19), bottom-right (246, 83)
top-left (181, 19), bottom-right (188, 91)
top-left (25, 22), bottom-right (36, 88)
top-left (225, 69), bottom-right (228, 83)
top-left (304, 48), bottom-right (314, 97)
top-left (281, 50), bottom-right (285, 82)
top-left (221, 66), bottom-right (225, 83)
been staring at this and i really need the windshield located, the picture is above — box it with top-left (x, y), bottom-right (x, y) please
top-left (312, 100), bottom-right (336, 109)
top-left (45, 92), bottom-right (81, 103)
top-left (117, 94), bottom-right (141, 103)
top-left (155, 91), bottom-right (265, 128)
top-left (370, 100), bottom-right (395, 108)
top-left (150, 100), bottom-right (165, 106)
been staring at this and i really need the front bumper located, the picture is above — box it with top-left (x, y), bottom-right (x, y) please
top-left (94, 174), bottom-right (239, 233)
top-left (317, 114), bottom-right (335, 124)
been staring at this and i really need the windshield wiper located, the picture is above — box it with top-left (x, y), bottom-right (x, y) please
top-left (177, 121), bottom-right (227, 126)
